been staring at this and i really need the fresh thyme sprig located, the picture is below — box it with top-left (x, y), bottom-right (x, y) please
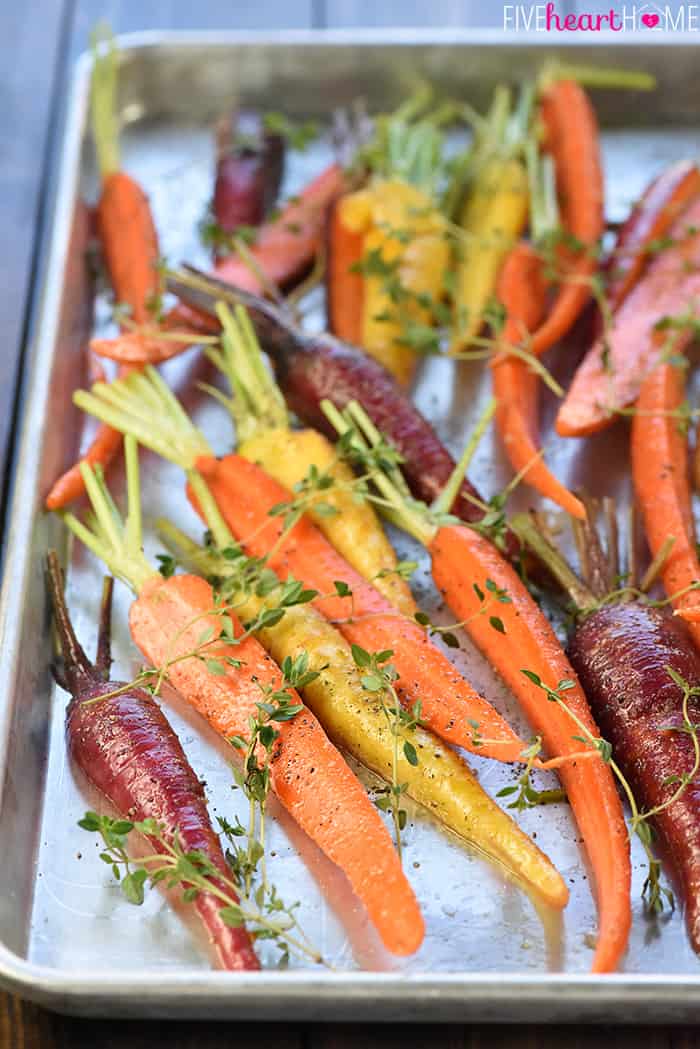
top-left (78, 811), bottom-right (323, 967)
top-left (350, 644), bottom-right (422, 861)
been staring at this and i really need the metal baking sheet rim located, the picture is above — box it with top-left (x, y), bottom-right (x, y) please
top-left (2, 29), bottom-right (700, 1022)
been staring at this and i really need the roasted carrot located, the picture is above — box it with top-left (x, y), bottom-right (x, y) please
top-left (338, 179), bottom-right (449, 385)
top-left (47, 552), bottom-right (260, 971)
top-left (492, 243), bottom-right (585, 519)
top-left (192, 454), bottom-right (528, 764)
top-left (164, 268), bottom-right (521, 558)
top-left (557, 195), bottom-right (700, 437)
top-left (213, 163), bottom-right (345, 295)
top-left (59, 435), bottom-right (424, 958)
top-left (131, 573), bottom-right (423, 957)
top-left (527, 79), bottom-right (604, 357)
top-left (90, 331), bottom-right (203, 366)
top-left (71, 369), bottom-right (535, 766)
top-left (157, 520), bottom-right (568, 910)
top-left (206, 303), bottom-right (416, 616)
top-left (326, 198), bottom-right (364, 345)
top-left (45, 32), bottom-right (160, 511)
top-left (210, 110), bottom-right (285, 250)
top-left (515, 512), bottom-right (700, 953)
top-left (321, 400), bottom-right (631, 973)
top-left (430, 525), bottom-right (630, 972)
top-left (606, 160), bottom-right (700, 311)
top-left (632, 360), bottom-right (700, 638)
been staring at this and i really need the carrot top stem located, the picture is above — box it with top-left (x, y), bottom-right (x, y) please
top-left (431, 397), bottom-right (497, 516)
top-left (90, 25), bottom-right (120, 178)
top-left (511, 513), bottom-right (595, 610)
top-left (204, 303), bottom-right (288, 443)
top-left (59, 435), bottom-right (153, 592)
top-left (321, 399), bottom-right (437, 546)
top-left (47, 550), bottom-right (96, 688)
top-left (187, 470), bottom-right (237, 552)
top-left (74, 366), bottom-right (212, 472)
top-left (538, 60), bottom-right (656, 93)
top-left (526, 138), bottom-right (559, 245)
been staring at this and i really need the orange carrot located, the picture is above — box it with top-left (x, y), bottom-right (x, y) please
top-left (213, 164), bottom-right (345, 295)
top-left (45, 40), bottom-right (160, 511)
top-left (46, 401), bottom-right (126, 511)
top-left (528, 79), bottom-right (604, 357)
top-left (90, 332), bottom-right (198, 366)
top-left (428, 523), bottom-right (631, 973)
top-left (632, 361), bottom-right (700, 637)
top-left (557, 195), bottom-right (700, 438)
top-left (194, 452), bottom-right (631, 971)
top-left (190, 454), bottom-right (530, 765)
top-left (326, 198), bottom-right (364, 344)
top-left (95, 171), bottom-right (160, 325)
top-left (492, 243), bottom-right (585, 519)
top-left (129, 571), bottom-right (424, 958)
top-left (60, 439), bottom-right (424, 959)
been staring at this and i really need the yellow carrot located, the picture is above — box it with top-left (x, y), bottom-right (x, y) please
top-left (340, 179), bottom-right (450, 386)
top-left (158, 521), bottom-right (568, 912)
top-left (450, 157), bottom-right (529, 352)
top-left (203, 303), bottom-right (417, 617)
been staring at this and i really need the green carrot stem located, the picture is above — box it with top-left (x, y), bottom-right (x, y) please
top-left (510, 512), bottom-right (594, 610)
top-left (59, 445), bottom-right (153, 594)
top-left (124, 434), bottom-right (143, 554)
top-left (320, 399), bottom-right (435, 547)
top-left (74, 368), bottom-right (212, 471)
top-left (431, 397), bottom-right (497, 516)
top-left (156, 519), bottom-right (219, 577)
top-left (344, 402), bottom-right (412, 500)
top-left (90, 24), bottom-right (120, 178)
top-left (211, 303), bottom-right (288, 441)
top-left (540, 61), bottom-right (656, 92)
top-left (394, 83), bottom-right (434, 125)
top-left (187, 470), bottom-right (237, 552)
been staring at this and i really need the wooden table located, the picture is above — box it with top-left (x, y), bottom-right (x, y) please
top-left (0, 1), bottom-right (695, 1044)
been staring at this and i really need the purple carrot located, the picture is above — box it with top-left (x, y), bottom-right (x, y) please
top-left (211, 111), bottom-right (284, 246)
top-left (515, 512), bottom-right (700, 950)
top-left (166, 268), bottom-right (519, 557)
top-left (47, 550), bottom-right (259, 972)
top-left (569, 602), bottom-right (700, 949)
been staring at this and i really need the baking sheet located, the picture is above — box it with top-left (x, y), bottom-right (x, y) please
top-left (2, 31), bottom-right (700, 1020)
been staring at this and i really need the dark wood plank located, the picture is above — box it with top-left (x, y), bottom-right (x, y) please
top-left (0, 992), bottom-right (305, 1048)
top-left (0, 1), bottom-right (73, 528)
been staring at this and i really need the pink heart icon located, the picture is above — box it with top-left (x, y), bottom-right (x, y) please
top-left (641, 12), bottom-right (660, 27)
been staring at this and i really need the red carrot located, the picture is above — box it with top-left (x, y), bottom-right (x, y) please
top-left (213, 163), bottom-right (345, 295)
top-left (606, 160), bottom-right (700, 311)
top-left (47, 551), bottom-right (259, 971)
top-left (210, 110), bottom-right (285, 252)
top-left (557, 195), bottom-right (700, 437)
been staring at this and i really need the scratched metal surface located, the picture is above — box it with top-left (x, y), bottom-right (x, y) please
top-left (2, 33), bottom-right (700, 1020)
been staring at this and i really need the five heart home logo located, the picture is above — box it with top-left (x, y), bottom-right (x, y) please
top-left (503, 3), bottom-right (700, 31)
